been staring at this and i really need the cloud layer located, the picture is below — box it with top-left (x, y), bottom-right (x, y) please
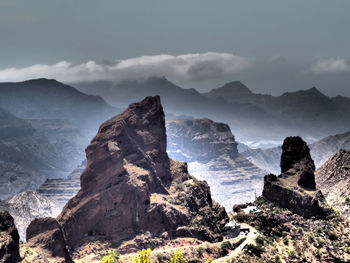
top-left (310, 58), bottom-right (350, 74)
top-left (0, 52), bottom-right (252, 83)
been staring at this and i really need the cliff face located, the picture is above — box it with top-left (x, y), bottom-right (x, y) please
top-left (166, 119), bottom-right (265, 209)
top-left (167, 118), bottom-right (239, 162)
top-left (57, 96), bottom-right (228, 249)
top-left (263, 137), bottom-right (330, 219)
top-left (316, 149), bottom-right (350, 219)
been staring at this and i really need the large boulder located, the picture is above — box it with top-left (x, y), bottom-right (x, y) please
top-left (26, 217), bottom-right (72, 262)
top-left (0, 211), bottom-right (20, 263)
top-left (57, 96), bottom-right (228, 249)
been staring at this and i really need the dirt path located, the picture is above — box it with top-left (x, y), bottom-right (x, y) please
top-left (213, 226), bottom-right (259, 263)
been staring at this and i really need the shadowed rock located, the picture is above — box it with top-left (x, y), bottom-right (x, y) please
top-left (280, 136), bottom-right (316, 189)
top-left (263, 137), bottom-right (331, 219)
top-left (0, 211), bottom-right (20, 263)
top-left (26, 217), bottom-right (72, 262)
top-left (57, 96), bottom-right (228, 249)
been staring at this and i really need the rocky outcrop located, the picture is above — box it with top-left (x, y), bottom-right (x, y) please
top-left (0, 191), bottom-right (60, 240)
top-left (0, 211), bottom-right (20, 263)
top-left (167, 118), bottom-right (239, 162)
top-left (316, 149), bottom-right (350, 219)
top-left (263, 137), bottom-right (330, 219)
top-left (26, 217), bottom-right (72, 262)
top-left (166, 118), bottom-right (265, 209)
top-left (57, 96), bottom-right (228, 249)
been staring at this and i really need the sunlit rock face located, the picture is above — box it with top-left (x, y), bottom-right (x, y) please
top-left (57, 96), bottom-right (228, 249)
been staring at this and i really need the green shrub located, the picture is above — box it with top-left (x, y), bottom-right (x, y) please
top-left (345, 197), bottom-right (350, 203)
top-left (175, 183), bottom-right (184, 192)
top-left (328, 231), bottom-right (337, 240)
top-left (274, 255), bottom-right (282, 263)
top-left (235, 212), bottom-right (250, 222)
top-left (196, 246), bottom-right (204, 257)
top-left (283, 236), bottom-right (289, 245)
top-left (288, 250), bottom-right (296, 258)
top-left (308, 233), bottom-right (315, 243)
top-left (257, 198), bottom-right (265, 206)
top-left (133, 248), bottom-right (151, 263)
top-left (256, 236), bottom-right (264, 245)
top-left (246, 244), bottom-right (264, 257)
top-left (220, 241), bottom-right (231, 251)
top-left (100, 250), bottom-right (120, 263)
top-left (171, 250), bottom-right (184, 263)
top-left (157, 253), bottom-right (164, 263)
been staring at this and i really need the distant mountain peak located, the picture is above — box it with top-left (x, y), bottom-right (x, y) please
top-left (220, 81), bottom-right (252, 93)
top-left (306, 87), bottom-right (324, 96)
top-left (23, 78), bottom-right (59, 85)
top-left (207, 81), bottom-right (253, 97)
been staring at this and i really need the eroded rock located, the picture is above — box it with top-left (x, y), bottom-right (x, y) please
top-left (57, 96), bottom-right (229, 250)
top-left (0, 210), bottom-right (20, 263)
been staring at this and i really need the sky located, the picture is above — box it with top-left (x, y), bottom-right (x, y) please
top-left (0, 0), bottom-right (350, 96)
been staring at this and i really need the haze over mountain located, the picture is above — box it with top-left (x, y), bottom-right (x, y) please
top-left (76, 77), bottom-right (350, 143)
top-left (0, 79), bottom-right (121, 182)
top-left (166, 118), bottom-right (265, 209)
top-left (0, 107), bottom-right (67, 199)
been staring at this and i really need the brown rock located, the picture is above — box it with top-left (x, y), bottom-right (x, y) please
top-left (57, 96), bottom-right (228, 249)
top-left (0, 210), bottom-right (20, 263)
top-left (26, 217), bottom-right (72, 262)
top-left (263, 137), bottom-right (331, 219)
top-left (316, 149), bottom-right (350, 219)
top-left (280, 136), bottom-right (316, 189)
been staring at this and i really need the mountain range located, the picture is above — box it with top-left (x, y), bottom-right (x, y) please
top-left (75, 77), bottom-right (350, 142)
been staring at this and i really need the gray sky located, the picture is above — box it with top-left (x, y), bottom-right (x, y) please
top-left (0, 0), bottom-right (350, 96)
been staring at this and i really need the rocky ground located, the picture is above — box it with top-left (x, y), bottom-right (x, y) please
top-left (235, 199), bottom-right (350, 263)
top-left (316, 149), bottom-right (350, 219)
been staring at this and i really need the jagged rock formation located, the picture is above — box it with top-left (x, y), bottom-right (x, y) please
top-left (316, 149), bottom-right (350, 219)
top-left (0, 191), bottom-right (60, 241)
top-left (57, 96), bottom-right (228, 250)
top-left (26, 218), bottom-right (72, 262)
top-left (263, 136), bottom-right (330, 218)
top-left (0, 211), bottom-right (20, 263)
top-left (280, 137), bottom-right (316, 189)
top-left (38, 162), bottom-right (85, 209)
top-left (241, 131), bottom-right (350, 174)
top-left (166, 118), bottom-right (265, 209)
